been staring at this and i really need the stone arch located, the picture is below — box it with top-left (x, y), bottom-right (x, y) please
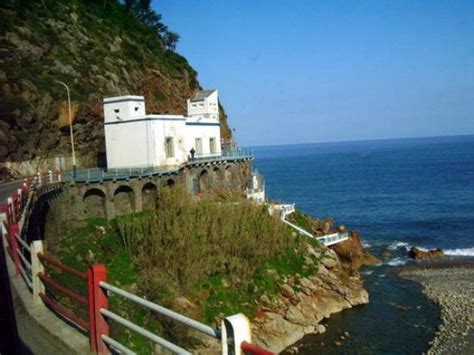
top-left (198, 169), bottom-right (210, 193)
top-left (212, 166), bottom-right (223, 189)
top-left (113, 185), bottom-right (135, 216)
top-left (83, 188), bottom-right (107, 219)
top-left (166, 178), bottom-right (175, 188)
top-left (142, 182), bottom-right (157, 210)
top-left (224, 165), bottom-right (233, 186)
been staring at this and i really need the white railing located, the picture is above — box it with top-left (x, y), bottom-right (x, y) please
top-left (276, 203), bottom-right (348, 247)
top-left (280, 203), bottom-right (295, 217)
top-left (99, 281), bottom-right (219, 354)
top-left (317, 232), bottom-right (349, 247)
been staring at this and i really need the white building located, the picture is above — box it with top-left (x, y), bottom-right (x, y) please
top-left (187, 90), bottom-right (219, 120)
top-left (104, 91), bottom-right (222, 169)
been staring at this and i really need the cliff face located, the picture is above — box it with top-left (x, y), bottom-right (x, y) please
top-left (0, 1), bottom-right (232, 176)
top-left (194, 238), bottom-right (375, 354)
top-left (252, 245), bottom-right (369, 352)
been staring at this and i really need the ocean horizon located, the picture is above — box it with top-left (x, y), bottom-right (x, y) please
top-left (252, 134), bottom-right (474, 353)
top-left (247, 133), bottom-right (474, 150)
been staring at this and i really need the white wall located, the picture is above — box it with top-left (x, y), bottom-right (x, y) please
top-left (104, 96), bottom-right (155, 169)
top-left (104, 96), bottom-right (146, 123)
top-left (187, 90), bottom-right (219, 119)
top-left (149, 116), bottom-right (188, 166)
top-left (105, 120), bottom-right (155, 169)
top-left (104, 94), bottom-right (222, 169)
top-left (185, 121), bottom-right (221, 156)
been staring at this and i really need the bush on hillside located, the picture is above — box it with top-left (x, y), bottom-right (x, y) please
top-left (115, 185), bottom-right (305, 294)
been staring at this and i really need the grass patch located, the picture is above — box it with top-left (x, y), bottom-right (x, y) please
top-left (50, 186), bottom-right (320, 352)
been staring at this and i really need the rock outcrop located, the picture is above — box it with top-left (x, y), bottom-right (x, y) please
top-left (192, 235), bottom-right (377, 354)
top-left (332, 230), bottom-right (381, 271)
top-left (253, 246), bottom-right (370, 353)
top-left (0, 1), bottom-right (232, 176)
top-left (408, 247), bottom-right (444, 260)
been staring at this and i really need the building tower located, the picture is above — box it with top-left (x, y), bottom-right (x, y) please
top-left (103, 95), bottom-right (155, 168)
top-left (187, 89), bottom-right (219, 120)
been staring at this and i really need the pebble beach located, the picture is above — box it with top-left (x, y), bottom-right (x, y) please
top-left (399, 259), bottom-right (474, 354)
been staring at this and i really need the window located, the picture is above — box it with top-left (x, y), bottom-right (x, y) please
top-left (192, 104), bottom-right (197, 108)
top-left (209, 137), bottom-right (216, 154)
top-left (135, 107), bottom-right (139, 111)
top-left (199, 103), bottom-right (204, 107)
top-left (165, 137), bottom-right (174, 158)
top-left (195, 138), bottom-right (203, 155)
top-left (114, 108), bottom-right (120, 113)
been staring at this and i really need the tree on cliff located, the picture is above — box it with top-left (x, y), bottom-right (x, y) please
top-left (123, 0), bottom-right (180, 50)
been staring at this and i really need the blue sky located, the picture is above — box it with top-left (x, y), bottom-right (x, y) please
top-left (155, 0), bottom-right (474, 146)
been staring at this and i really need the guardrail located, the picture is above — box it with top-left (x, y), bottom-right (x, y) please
top-left (37, 252), bottom-right (90, 331)
top-left (1, 170), bottom-right (274, 355)
top-left (57, 151), bottom-right (254, 184)
top-left (33, 251), bottom-right (273, 354)
top-left (276, 203), bottom-right (348, 247)
top-left (188, 150), bottom-right (254, 164)
top-left (280, 203), bottom-right (296, 216)
top-left (60, 166), bottom-right (180, 184)
top-left (317, 232), bottom-right (350, 247)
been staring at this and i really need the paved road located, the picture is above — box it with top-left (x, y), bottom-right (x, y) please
top-left (0, 180), bottom-right (22, 204)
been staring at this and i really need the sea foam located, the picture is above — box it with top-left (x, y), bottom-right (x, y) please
top-left (387, 241), bottom-right (410, 251)
top-left (444, 247), bottom-right (474, 257)
top-left (387, 257), bottom-right (408, 266)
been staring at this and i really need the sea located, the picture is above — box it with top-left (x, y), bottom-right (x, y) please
top-left (251, 135), bottom-right (474, 354)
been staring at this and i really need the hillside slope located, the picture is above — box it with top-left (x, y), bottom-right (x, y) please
top-left (0, 1), bottom-right (232, 175)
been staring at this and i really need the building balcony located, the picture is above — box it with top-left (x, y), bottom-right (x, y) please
top-left (187, 149), bottom-right (254, 165)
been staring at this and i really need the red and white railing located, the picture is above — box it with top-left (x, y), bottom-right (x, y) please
top-left (1, 172), bottom-right (273, 355)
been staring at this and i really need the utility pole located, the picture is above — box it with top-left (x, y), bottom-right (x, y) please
top-left (55, 80), bottom-right (77, 178)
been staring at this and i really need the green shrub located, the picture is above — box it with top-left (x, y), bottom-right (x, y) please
top-left (115, 185), bottom-right (305, 295)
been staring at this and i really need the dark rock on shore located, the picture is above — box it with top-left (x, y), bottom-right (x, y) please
top-left (409, 247), bottom-right (444, 260)
top-left (331, 231), bottom-right (381, 271)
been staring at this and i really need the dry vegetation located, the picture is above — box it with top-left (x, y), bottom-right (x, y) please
top-left (116, 185), bottom-right (305, 294)
top-left (52, 185), bottom-right (319, 353)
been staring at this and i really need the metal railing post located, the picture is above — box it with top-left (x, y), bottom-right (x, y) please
top-left (14, 191), bottom-right (20, 222)
top-left (48, 170), bottom-right (53, 183)
top-left (88, 264), bottom-right (109, 354)
top-left (7, 197), bottom-right (14, 224)
top-left (31, 240), bottom-right (45, 305)
top-left (17, 189), bottom-right (23, 210)
top-left (221, 314), bottom-right (253, 355)
top-left (37, 172), bottom-right (42, 186)
top-left (8, 224), bottom-right (20, 275)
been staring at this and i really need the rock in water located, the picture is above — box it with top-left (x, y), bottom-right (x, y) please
top-left (331, 230), bottom-right (381, 270)
top-left (408, 247), bottom-right (444, 260)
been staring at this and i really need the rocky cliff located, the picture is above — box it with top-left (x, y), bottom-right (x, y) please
top-left (0, 1), bottom-right (232, 176)
top-left (253, 243), bottom-right (370, 352)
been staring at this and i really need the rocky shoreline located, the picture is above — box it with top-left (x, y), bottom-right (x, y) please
top-left (253, 231), bottom-right (379, 353)
top-left (193, 230), bottom-right (378, 354)
top-left (399, 258), bottom-right (474, 354)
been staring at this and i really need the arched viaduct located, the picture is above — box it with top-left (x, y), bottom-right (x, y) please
top-left (48, 159), bottom-right (252, 226)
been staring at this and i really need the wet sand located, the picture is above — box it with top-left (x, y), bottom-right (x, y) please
top-left (399, 258), bottom-right (474, 355)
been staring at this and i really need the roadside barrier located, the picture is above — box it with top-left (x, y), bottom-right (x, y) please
top-left (37, 252), bottom-right (90, 331)
top-left (277, 203), bottom-right (349, 246)
top-left (1, 170), bottom-right (274, 354)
